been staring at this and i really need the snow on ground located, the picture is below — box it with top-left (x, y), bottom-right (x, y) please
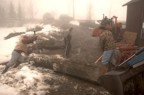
top-left (70, 20), bottom-right (80, 26)
top-left (0, 25), bottom-right (110, 95)
top-left (0, 84), bottom-right (18, 95)
top-left (0, 27), bottom-right (26, 64)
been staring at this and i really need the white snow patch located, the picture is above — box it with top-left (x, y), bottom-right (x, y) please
top-left (0, 84), bottom-right (18, 95)
top-left (0, 27), bottom-right (24, 64)
top-left (42, 24), bottom-right (60, 33)
top-left (15, 66), bottom-right (42, 87)
top-left (70, 20), bottom-right (80, 26)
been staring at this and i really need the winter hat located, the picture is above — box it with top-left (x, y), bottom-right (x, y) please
top-left (100, 19), bottom-right (112, 28)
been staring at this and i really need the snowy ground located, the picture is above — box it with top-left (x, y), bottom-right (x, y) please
top-left (0, 27), bottom-right (26, 64)
top-left (0, 26), bottom-right (110, 95)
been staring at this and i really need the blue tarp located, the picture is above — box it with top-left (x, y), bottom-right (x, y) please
top-left (127, 48), bottom-right (144, 65)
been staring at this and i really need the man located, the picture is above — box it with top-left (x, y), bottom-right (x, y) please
top-left (99, 19), bottom-right (116, 75)
top-left (1, 35), bottom-right (37, 74)
top-left (64, 28), bottom-right (73, 58)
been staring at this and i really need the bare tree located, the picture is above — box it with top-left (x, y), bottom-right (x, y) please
top-left (87, 0), bottom-right (94, 21)
top-left (27, 0), bottom-right (37, 20)
top-left (17, 2), bottom-right (23, 20)
top-left (8, 2), bottom-right (16, 20)
top-left (0, 5), bottom-right (5, 21)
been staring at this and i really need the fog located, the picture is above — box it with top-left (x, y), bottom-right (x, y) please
top-left (0, 0), bottom-right (130, 27)
top-left (33, 0), bottom-right (131, 21)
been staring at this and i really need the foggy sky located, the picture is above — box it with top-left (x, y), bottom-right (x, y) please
top-left (3, 0), bottom-right (131, 21)
top-left (35, 0), bottom-right (130, 21)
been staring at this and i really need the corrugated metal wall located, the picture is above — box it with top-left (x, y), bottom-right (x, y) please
top-left (126, 1), bottom-right (144, 46)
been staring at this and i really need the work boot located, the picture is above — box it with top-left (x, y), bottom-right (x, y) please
top-left (13, 62), bottom-right (20, 68)
top-left (1, 66), bottom-right (9, 74)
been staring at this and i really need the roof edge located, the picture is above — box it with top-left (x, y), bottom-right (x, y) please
top-left (123, 0), bottom-right (142, 6)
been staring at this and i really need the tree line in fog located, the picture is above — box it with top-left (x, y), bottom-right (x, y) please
top-left (0, 0), bottom-right (37, 27)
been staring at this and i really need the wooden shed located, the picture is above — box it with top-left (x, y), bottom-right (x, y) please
top-left (123, 0), bottom-right (144, 47)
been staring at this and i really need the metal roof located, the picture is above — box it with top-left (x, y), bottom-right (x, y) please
top-left (123, 0), bottom-right (142, 6)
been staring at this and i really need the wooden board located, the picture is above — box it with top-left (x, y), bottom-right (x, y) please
top-left (123, 31), bottom-right (137, 44)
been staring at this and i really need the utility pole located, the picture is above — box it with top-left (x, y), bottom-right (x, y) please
top-left (73, 0), bottom-right (75, 19)
top-left (88, 0), bottom-right (92, 21)
top-left (109, 0), bottom-right (112, 18)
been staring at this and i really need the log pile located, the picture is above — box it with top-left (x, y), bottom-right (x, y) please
top-left (116, 43), bottom-right (138, 63)
top-left (25, 24), bottom-right (103, 83)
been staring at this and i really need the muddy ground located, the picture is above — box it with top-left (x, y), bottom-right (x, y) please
top-left (0, 62), bottom-right (110, 95)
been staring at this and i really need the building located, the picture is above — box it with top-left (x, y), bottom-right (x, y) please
top-left (123, 0), bottom-right (144, 47)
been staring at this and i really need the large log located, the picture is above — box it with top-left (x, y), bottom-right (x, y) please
top-left (4, 32), bottom-right (25, 40)
top-left (29, 54), bottom-right (100, 83)
top-left (35, 40), bottom-right (64, 50)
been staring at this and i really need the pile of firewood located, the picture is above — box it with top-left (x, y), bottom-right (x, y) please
top-left (116, 43), bottom-right (138, 63)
